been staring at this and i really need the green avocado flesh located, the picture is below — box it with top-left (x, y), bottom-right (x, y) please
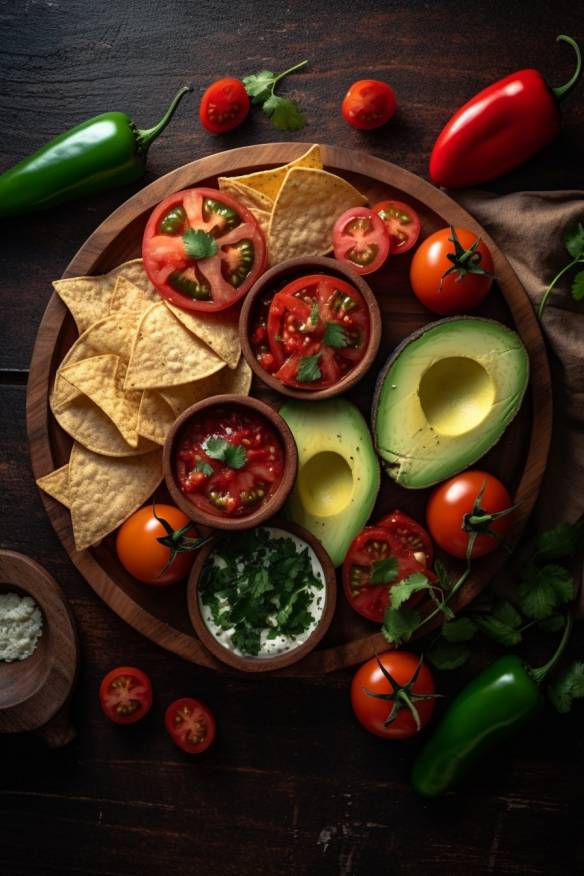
top-left (373, 317), bottom-right (529, 489)
top-left (279, 399), bottom-right (380, 567)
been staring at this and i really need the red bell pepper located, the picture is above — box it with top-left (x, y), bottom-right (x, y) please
top-left (429, 35), bottom-right (581, 188)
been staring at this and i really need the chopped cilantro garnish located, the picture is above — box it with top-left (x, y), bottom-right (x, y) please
top-left (182, 228), bottom-right (218, 260)
top-left (204, 437), bottom-right (247, 470)
top-left (297, 353), bottom-right (321, 383)
top-left (195, 460), bottom-right (214, 477)
top-left (323, 321), bottom-right (349, 349)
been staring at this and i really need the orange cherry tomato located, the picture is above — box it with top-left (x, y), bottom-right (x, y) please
top-left (116, 504), bottom-right (199, 586)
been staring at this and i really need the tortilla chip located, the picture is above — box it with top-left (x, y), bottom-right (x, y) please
top-left (60, 355), bottom-right (142, 448)
top-left (268, 167), bottom-right (367, 265)
top-left (124, 302), bottom-right (225, 390)
top-left (249, 208), bottom-right (271, 239)
top-left (53, 259), bottom-right (155, 334)
top-left (223, 145), bottom-right (323, 201)
top-left (217, 178), bottom-right (274, 213)
top-left (159, 357), bottom-right (252, 416)
top-left (164, 302), bottom-right (240, 369)
top-left (109, 275), bottom-right (160, 316)
top-left (69, 442), bottom-right (162, 551)
top-left (36, 465), bottom-right (71, 509)
top-left (52, 393), bottom-right (155, 457)
top-left (137, 390), bottom-right (176, 445)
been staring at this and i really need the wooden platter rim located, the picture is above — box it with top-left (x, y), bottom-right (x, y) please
top-left (26, 142), bottom-right (552, 676)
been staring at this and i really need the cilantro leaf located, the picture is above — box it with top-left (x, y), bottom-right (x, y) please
top-left (475, 615), bottom-right (522, 646)
top-left (204, 437), bottom-right (247, 470)
top-left (242, 69), bottom-right (275, 103)
top-left (491, 600), bottom-right (523, 629)
top-left (535, 522), bottom-right (584, 562)
top-left (297, 353), bottom-right (321, 383)
top-left (182, 228), bottom-right (218, 260)
top-left (572, 270), bottom-right (584, 302)
top-left (381, 605), bottom-right (421, 645)
top-left (389, 572), bottom-right (432, 611)
top-left (434, 559), bottom-right (456, 592)
top-left (262, 94), bottom-right (307, 130)
top-left (309, 302), bottom-right (319, 326)
top-left (564, 220), bottom-right (584, 260)
top-left (547, 661), bottom-right (584, 714)
top-left (369, 556), bottom-right (399, 585)
top-left (323, 321), bottom-right (349, 349)
top-left (195, 460), bottom-right (214, 477)
top-left (441, 617), bottom-right (477, 643)
top-left (518, 564), bottom-right (573, 620)
top-left (427, 638), bottom-right (471, 670)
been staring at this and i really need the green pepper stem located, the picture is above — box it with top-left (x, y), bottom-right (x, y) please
top-left (551, 35), bottom-right (582, 101)
top-left (529, 614), bottom-right (573, 685)
top-left (136, 85), bottom-right (192, 153)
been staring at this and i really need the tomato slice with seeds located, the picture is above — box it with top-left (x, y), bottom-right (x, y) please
top-left (372, 200), bottom-right (421, 254)
top-left (252, 274), bottom-right (370, 390)
top-left (99, 666), bottom-right (153, 725)
top-left (165, 697), bottom-right (216, 754)
top-left (342, 527), bottom-right (433, 623)
top-left (199, 77), bottom-right (250, 134)
top-left (332, 207), bottom-right (390, 275)
top-left (375, 510), bottom-right (434, 567)
top-left (142, 187), bottom-right (266, 313)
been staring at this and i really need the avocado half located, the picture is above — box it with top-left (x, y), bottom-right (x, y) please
top-left (279, 398), bottom-right (380, 567)
top-left (372, 317), bottom-right (529, 489)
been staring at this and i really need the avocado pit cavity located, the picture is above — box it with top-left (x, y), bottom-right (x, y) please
top-left (297, 451), bottom-right (353, 518)
top-left (418, 357), bottom-right (495, 437)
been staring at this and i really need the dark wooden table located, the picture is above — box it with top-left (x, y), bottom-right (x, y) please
top-left (1, 2), bottom-right (583, 873)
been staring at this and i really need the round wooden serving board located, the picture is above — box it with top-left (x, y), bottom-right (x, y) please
top-left (27, 143), bottom-right (552, 676)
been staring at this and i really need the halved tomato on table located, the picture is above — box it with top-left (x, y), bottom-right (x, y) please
top-left (165, 697), bottom-right (216, 754)
top-left (99, 666), bottom-right (153, 725)
top-left (142, 187), bottom-right (266, 312)
top-left (332, 207), bottom-right (390, 275)
top-left (199, 77), bottom-right (250, 134)
top-left (250, 274), bottom-right (371, 390)
top-left (372, 200), bottom-right (421, 254)
top-left (342, 526), bottom-right (434, 622)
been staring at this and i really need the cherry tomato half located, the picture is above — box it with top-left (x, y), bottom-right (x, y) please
top-left (332, 207), bottom-right (390, 275)
top-left (372, 200), bottom-right (421, 254)
top-left (376, 510), bottom-right (434, 567)
top-left (342, 79), bottom-right (397, 130)
top-left (116, 504), bottom-right (199, 586)
top-left (99, 666), bottom-right (153, 725)
top-left (351, 651), bottom-right (437, 739)
top-left (165, 698), bottom-right (216, 754)
top-left (199, 77), bottom-right (250, 134)
top-left (342, 526), bottom-right (433, 622)
top-left (426, 470), bottom-right (513, 560)
top-left (409, 227), bottom-right (493, 315)
top-left (142, 187), bottom-right (266, 312)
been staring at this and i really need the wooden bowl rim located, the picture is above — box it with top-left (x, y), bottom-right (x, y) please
top-left (186, 518), bottom-right (337, 672)
top-left (239, 256), bottom-right (382, 400)
top-left (162, 393), bottom-right (298, 530)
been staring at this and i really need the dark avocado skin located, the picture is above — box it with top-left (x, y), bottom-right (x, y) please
top-left (371, 316), bottom-right (529, 486)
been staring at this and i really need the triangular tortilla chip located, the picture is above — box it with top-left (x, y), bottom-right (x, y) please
top-left (223, 145), bottom-right (322, 201)
top-left (51, 393), bottom-right (155, 457)
top-left (217, 178), bottom-right (274, 212)
top-left (160, 357), bottom-right (252, 416)
top-left (109, 275), bottom-right (160, 316)
top-left (124, 302), bottom-right (225, 390)
top-left (137, 390), bottom-right (177, 445)
top-left (164, 302), bottom-right (240, 370)
top-left (69, 442), bottom-right (162, 551)
top-left (36, 465), bottom-right (71, 509)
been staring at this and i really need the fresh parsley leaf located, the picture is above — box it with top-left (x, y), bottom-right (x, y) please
top-left (427, 638), bottom-right (471, 670)
top-left (297, 353), bottom-right (321, 383)
top-left (323, 321), bottom-right (349, 349)
top-left (182, 228), bottom-right (218, 260)
top-left (535, 522), bottom-right (584, 562)
top-left (381, 605), bottom-right (421, 645)
top-left (262, 94), bottom-right (307, 130)
top-left (475, 616), bottom-right (522, 646)
top-left (491, 599), bottom-right (523, 629)
top-left (441, 617), bottom-right (477, 643)
top-left (518, 564), bottom-right (573, 620)
top-left (204, 437), bottom-right (247, 470)
top-left (195, 460), bottom-right (214, 476)
top-left (369, 556), bottom-right (399, 585)
top-left (564, 220), bottom-right (584, 260)
top-left (389, 572), bottom-right (432, 611)
top-left (572, 270), bottom-right (584, 302)
top-left (309, 302), bottom-right (319, 326)
top-left (242, 69), bottom-right (276, 103)
top-left (547, 661), bottom-right (584, 714)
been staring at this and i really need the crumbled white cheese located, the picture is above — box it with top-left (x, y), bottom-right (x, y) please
top-left (0, 592), bottom-right (43, 662)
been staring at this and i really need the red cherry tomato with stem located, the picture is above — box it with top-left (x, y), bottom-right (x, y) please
top-left (99, 666), bottom-right (153, 725)
top-left (165, 698), bottom-right (216, 754)
top-left (332, 207), bottom-right (390, 275)
top-left (342, 79), bottom-right (397, 130)
top-left (199, 77), bottom-right (250, 133)
top-left (372, 200), bottom-right (421, 254)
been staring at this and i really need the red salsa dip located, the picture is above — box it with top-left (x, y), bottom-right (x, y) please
top-left (175, 406), bottom-right (285, 518)
top-left (250, 274), bottom-right (371, 391)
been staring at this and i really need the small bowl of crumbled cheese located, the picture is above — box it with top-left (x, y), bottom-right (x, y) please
top-left (187, 520), bottom-right (337, 672)
top-left (0, 591), bottom-right (44, 664)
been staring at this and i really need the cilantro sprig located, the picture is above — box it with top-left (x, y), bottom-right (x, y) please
top-left (537, 219), bottom-right (584, 317)
top-left (323, 321), bottom-right (349, 349)
top-left (182, 228), bottom-right (218, 260)
top-left (204, 437), bottom-right (247, 470)
top-left (297, 353), bottom-right (321, 383)
top-left (243, 60), bottom-right (308, 130)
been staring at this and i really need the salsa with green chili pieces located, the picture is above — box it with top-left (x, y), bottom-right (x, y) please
top-left (175, 406), bottom-right (285, 518)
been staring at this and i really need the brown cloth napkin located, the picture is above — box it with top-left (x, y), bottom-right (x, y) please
top-left (454, 189), bottom-right (584, 529)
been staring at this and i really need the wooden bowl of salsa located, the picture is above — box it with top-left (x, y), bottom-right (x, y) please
top-left (239, 256), bottom-right (382, 400)
top-left (163, 394), bottom-right (298, 530)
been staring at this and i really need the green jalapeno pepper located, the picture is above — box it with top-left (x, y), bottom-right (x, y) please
top-left (0, 85), bottom-right (191, 217)
top-left (412, 616), bottom-right (573, 797)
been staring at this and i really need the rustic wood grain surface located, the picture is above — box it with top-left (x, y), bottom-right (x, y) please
top-left (1, 1), bottom-right (583, 874)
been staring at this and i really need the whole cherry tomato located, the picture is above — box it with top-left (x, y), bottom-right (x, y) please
top-left (342, 79), bottom-right (397, 130)
top-left (199, 77), bottom-right (250, 133)
top-left (351, 651), bottom-right (438, 739)
top-left (165, 698), bottom-right (216, 754)
top-left (116, 504), bottom-right (202, 586)
top-left (99, 666), bottom-right (153, 725)
top-left (409, 227), bottom-right (494, 315)
top-left (426, 470), bottom-right (513, 560)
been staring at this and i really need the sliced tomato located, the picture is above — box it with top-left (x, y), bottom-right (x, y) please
top-left (343, 527), bottom-right (434, 623)
top-left (165, 697), bottom-right (216, 754)
top-left (199, 77), bottom-right (250, 133)
top-left (372, 200), bottom-right (421, 254)
top-left (99, 666), bottom-right (153, 725)
top-left (142, 188), bottom-right (266, 313)
top-left (376, 510), bottom-right (434, 567)
top-left (342, 79), bottom-right (397, 130)
top-left (332, 207), bottom-right (390, 275)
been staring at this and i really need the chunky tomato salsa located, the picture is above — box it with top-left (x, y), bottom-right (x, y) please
top-left (175, 406), bottom-right (285, 517)
top-left (250, 274), bottom-right (371, 390)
